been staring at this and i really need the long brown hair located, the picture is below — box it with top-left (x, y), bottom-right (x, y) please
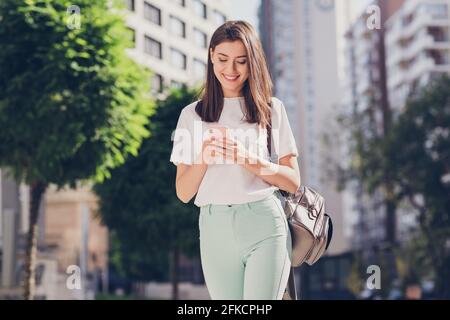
top-left (195, 20), bottom-right (273, 129)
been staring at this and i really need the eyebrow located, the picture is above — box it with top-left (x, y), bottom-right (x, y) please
top-left (217, 53), bottom-right (247, 58)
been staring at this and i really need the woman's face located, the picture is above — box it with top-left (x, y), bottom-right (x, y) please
top-left (210, 40), bottom-right (249, 98)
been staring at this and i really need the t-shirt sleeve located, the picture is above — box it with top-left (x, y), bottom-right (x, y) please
top-left (169, 109), bottom-right (195, 166)
top-left (277, 100), bottom-right (299, 159)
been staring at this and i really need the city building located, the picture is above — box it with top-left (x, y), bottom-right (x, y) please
top-left (44, 184), bottom-right (109, 299)
top-left (125, 0), bottom-right (230, 96)
top-left (386, 0), bottom-right (450, 110)
top-left (343, 0), bottom-right (450, 252)
top-left (343, 0), bottom-right (406, 252)
top-left (385, 0), bottom-right (450, 247)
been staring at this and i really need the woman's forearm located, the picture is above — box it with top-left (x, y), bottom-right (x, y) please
top-left (242, 157), bottom-right (300, 194)
top-left (176, 155), bottom-right (208, 203)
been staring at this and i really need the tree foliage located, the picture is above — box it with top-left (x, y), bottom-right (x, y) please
top-left (0, 0), bottom-right (154, 186)
top-left (94, 86), bottom-right (201, 282)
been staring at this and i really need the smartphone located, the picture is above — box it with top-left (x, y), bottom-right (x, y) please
top-left (207, 125), bottom-right (229, 145)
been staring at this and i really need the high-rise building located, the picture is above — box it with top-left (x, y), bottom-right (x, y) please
top-left (385, 0), bottom-right (450, 243)
top-left (340, 0), bottom-right (448, 255)
top-left (343, 0), bottom-right (406, 251)
top-left (386, 0), bottom-right (450, 110)
top-left (344, 0), bottom-right (450, 251)
top-left (125, 0), bottom-right (230, 96)
top-left (260, 0), bottom-right (348, 256)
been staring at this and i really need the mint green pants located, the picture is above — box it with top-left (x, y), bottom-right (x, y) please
top-left (199, 191), bottom-right (292, 300)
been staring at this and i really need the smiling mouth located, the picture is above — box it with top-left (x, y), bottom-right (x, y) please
top-left (223, 74), bottom-right (240, 81)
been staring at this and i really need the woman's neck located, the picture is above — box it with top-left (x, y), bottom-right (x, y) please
top-left (222, 89), bottom-right (243, 98)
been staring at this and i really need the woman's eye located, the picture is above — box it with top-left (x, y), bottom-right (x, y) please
top-left (219, 59), bottom-right (227, 63)
top-left (237, 61), bottom-right (247, 65)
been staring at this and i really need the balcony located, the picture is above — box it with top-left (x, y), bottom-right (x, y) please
top-left (356, 74), bottom-right (372, 96)
top-left (403, 35), bottom-right (434, 61)
top-left (354, 39), bottom-right (373, 62)
top-left (386, 21), bottom-right (403, 47)
top-left (428, 26), bottom-right (450, 49)
top-left (387, 45), bottom-right (404, 68)
top-left (406, 57), bottom-right (434, 83)
top-left (428, 49), bottom-right (450, 65)
top-left (388, 68), bottom-right (405, 90)
top-left (402, 13), bottom-right (431, 39)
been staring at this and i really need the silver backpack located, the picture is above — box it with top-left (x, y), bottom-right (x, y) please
top-left (267, 106), bottom-right (333, 299)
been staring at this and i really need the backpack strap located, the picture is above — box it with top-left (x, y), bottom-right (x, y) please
top-left (285, 267), bottom-right (297, 300)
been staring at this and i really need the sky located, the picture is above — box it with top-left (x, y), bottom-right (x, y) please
top-left (226, 0), bottom-right (261, 30)
top-left (225, 0), bottom-right (371, 34)
top-left (336, 0), bottom-right (372, 82)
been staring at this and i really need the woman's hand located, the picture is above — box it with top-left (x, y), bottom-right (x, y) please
top-left (198, 136), bottom-right (219, 165)
top-left (198, 135), bottom-right (238, 165)
top-left (210, 135), bottom-right (260, 165)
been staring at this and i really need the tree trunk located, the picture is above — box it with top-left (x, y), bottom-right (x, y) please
top-left (171, 245), bottom-right (180, 300)
top-left (23, 181), bottom-right (47, 300)
top-left (385, 195), bottom-right (397, 245)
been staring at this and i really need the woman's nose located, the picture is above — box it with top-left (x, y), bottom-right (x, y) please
top-left (225, 61), bottom-right (237, 72)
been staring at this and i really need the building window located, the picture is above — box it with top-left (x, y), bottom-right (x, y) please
top-left (152, 74), bottom-right (164, 93)
top-left (170, 15), bottom-right (186, 38)
top-left (144, 36), bottom-right (162, 59)
top-left (144, 2), bottom-right (161, 26)
top-left (193, 0), bottom-right (207, 19)
top-left (193, 58), bottom-right (206, 80)
top-left (126, 0), bottom-right (135, 11)
top-left (171, 48), bottom-right (187, 70)
top-left (213, 10), bottom-right (226, 25)
top-left (193, 28), bottom-right (207, 48)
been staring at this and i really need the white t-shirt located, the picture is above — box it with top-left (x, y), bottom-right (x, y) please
top-left (169, 96), bottom-right (299, 207)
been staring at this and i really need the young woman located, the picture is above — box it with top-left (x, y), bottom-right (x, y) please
top-left (170, 20), bottom-right (300, 300)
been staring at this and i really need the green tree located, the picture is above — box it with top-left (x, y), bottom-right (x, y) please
top-left (333, 71), bottom-right (450, 298)
top-left (382, 76), bottom-right (450, 298)
top-left (0, 0), bottom-right (153, 299)
top-left (94, 86), bottom-right (201, 300)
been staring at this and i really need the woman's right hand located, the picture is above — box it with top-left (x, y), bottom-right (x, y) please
top-left (199, 135), bottom-right (222, 165)
top-left (196, 126), bottom-right (229, 165)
